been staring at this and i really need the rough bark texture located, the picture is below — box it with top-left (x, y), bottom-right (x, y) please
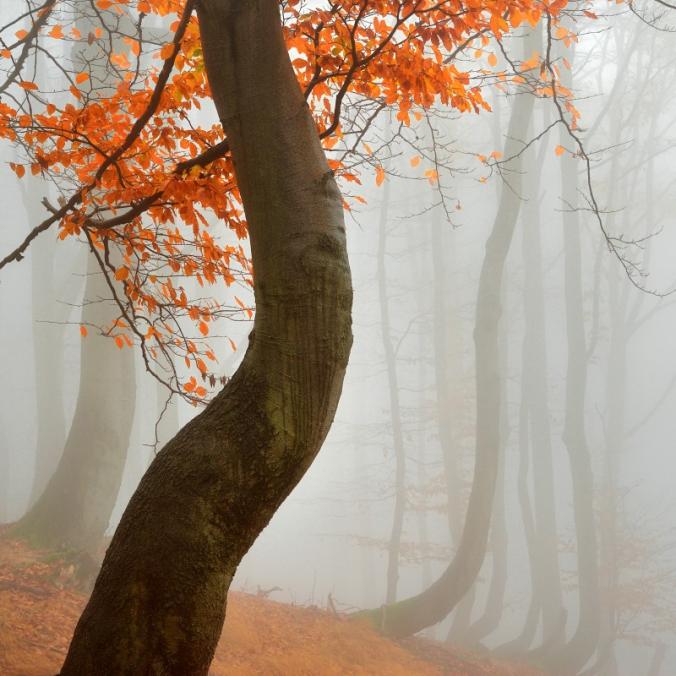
top-left (15, 252), bottom-right (135, 554)
top-left (358, 39), bottom-right (535, 637)
top-left (60, 1), bottom-right (352, 672)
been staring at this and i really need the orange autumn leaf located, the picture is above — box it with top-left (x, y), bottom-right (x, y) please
top-left (114, 266), bottom-right (129, 281)
top-left (375, 165), bottom-right (385, 187)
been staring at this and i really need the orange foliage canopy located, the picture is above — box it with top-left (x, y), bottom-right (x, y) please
top-left (0, 0), bottom-right (583, 398)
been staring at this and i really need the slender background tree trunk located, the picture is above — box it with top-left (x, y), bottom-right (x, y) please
top-left (377, 176), bottom-right (407, 604)
top-left (359, 30), bottom-right (537, 637)
top-left (545, 41), bottom-right (601, 675)
top-left (15, 253), bottom-right (135, 555)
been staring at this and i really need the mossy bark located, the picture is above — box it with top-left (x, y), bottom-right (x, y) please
top-left (60, 1), bottom-right (352, 673)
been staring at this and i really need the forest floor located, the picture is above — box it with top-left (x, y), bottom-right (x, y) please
top-left (0, 532), bottom-right (545, 675)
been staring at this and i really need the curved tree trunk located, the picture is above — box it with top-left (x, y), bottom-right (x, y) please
top-left (462, 314), bottom-right (509, 645)
top-left (460, 86), bottom-right (510, 648)
top-left (520, 140), bottom-right (565, 650)
top-left (15, 252), bottom-right (135, 555)
top-left (60, 2), bottom-right (352, 672)
top-left (494, 346), bottom-right (539, 657)
top-left (544, 46), bottom-right (600, 675)
top-left (430, 209), bottom-right (475, 643)
top-left (358, 33), bottom-right (536, 638)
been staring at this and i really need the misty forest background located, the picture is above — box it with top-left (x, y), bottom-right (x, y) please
top-left (2, 2), bottom-right (676, 675)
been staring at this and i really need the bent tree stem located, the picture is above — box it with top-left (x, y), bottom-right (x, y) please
top-left (60, 1), bottom-right (353, 673)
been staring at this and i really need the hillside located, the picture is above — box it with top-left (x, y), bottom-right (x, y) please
top-left (0, 533), bottom-right (543, 675)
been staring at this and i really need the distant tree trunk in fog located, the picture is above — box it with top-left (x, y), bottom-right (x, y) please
top-left (646, 643), bottom-right (666, 676)
top-left (457, 88), bottom-right (509, 647)
top-left (430, 211), bottom-right (476, 642)
top-left (377, 176), bottom-right (407, 604)
top-left (545, 46), bottom-right (600, 675)
top-left (597, 42), bottom-right (627, 672)
top-left (60, 3), bottom-right (352, 671)
top-left (14, 253), bottom-right (135, 554)
top-left (358, 32), bottom-right (537, 638)
top-left (599, 240), bottom-right (627, 676)
top-left (14, 2), bottom-right (141, 554)
top-left (461, 300), bottom-right (509, 645)
top-left (507, 372), bottom-right (540, 651)
top-left (521, 137), bottom-right (565, 652)
top-left (25, 187), bottom-right (68, 506)
top-left (15, 41), bottom-right (71, 503)
top-left (414, 220), bottom-right (433, 602)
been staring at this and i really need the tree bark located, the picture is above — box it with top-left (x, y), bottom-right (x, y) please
top-left (60, 1), bottom-right (352, 672)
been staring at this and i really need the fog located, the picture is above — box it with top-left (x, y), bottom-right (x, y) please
top-left (1, 2), bottom-right (676, 675)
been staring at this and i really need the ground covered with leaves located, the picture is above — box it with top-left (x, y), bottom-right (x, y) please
top-left (0, 532), bottom-right (544, 675)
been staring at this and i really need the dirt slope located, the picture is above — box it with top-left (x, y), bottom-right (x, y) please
top-left (0, 533), bottom-right (542, 675)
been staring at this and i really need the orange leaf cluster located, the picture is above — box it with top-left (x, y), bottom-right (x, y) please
top-left (0, 0), bottom-right (585, 398)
